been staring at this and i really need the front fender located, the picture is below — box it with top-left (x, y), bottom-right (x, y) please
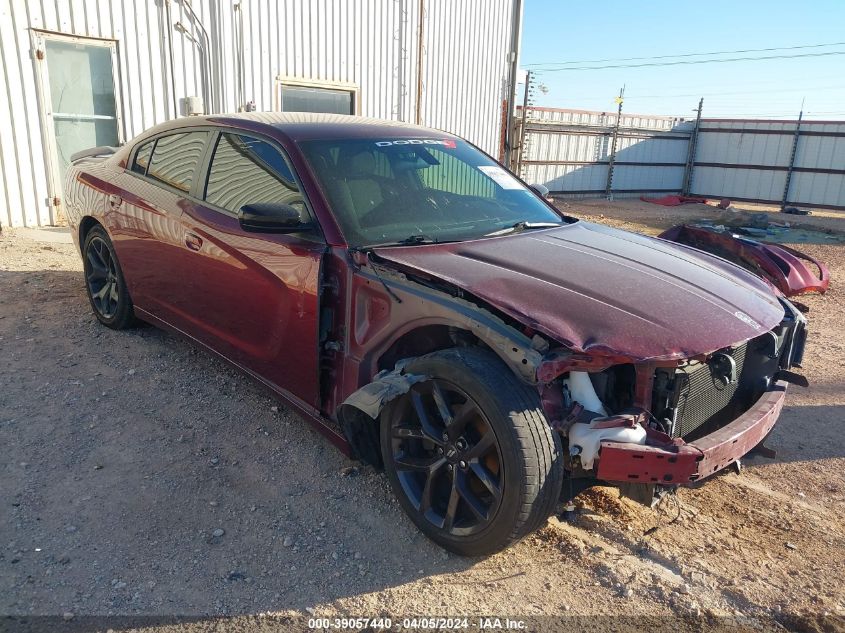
top-left (353, 263), bottom-right (545, 384)
top-left (336, 358), bottom-right (430, 466)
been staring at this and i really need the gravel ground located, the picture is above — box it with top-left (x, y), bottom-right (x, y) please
top-left (2, 201), bottom-right (844, 632)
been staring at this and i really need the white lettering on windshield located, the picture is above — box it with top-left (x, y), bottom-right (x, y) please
top-left (374, 139), bottom-right (457, 148)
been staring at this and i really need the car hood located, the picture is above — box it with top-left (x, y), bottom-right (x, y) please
top-left (372, 221), bottom-right (785, 362)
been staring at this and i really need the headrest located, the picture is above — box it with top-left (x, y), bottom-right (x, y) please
top-left (348, 151), bottom-right (376, 176)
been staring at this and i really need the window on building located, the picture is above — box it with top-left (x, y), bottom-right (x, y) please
top-left (278, 80), bottom-right (356, 115)
top-left (146, 132), bottom-right (209, 193)
top-left (131, 140), bottom-right (154, 175)
top-left (204, 133), bottom-right (305, 216)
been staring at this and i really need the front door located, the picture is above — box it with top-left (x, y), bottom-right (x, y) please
top-left (33, 32), bottom-right (122, 223)
top-left (176, 130), bottom-right (326, 408)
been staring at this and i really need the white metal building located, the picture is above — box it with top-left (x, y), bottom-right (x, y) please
top-left (0, 0), bottom-right (522, 227)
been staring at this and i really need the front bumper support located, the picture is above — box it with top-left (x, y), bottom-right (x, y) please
top-left (595, 381), bottom-right (787, 484)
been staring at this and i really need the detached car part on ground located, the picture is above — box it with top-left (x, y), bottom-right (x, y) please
top-left (659, 224), bottom-right (830, 297)
top-left (64, 114), bottom-right (807, 556)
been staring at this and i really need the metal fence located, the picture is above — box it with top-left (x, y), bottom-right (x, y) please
top-left (516, 106), bottom-right (845, 211)
top-left (515, 106), bottom-right (695, 199)
top-left (691, 119), bottom-right (845, 210)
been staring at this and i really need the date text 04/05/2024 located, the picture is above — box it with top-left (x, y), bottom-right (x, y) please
top-left (307, 617), bottom-right (527, 630)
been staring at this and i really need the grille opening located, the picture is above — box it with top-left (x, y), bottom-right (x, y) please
top-left (650, 333), bottom-right (782, 440)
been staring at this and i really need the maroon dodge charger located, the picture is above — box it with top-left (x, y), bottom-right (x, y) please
top-left (65, 113), bottom-right (806, 555)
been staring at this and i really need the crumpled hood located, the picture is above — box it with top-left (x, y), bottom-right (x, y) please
top-left (373, 221), bottom-right (785, 362)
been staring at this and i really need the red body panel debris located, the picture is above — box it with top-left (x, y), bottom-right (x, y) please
top-left (640, 195), bottom-right (709, 207)
top-left (659, 224), bottom-right (830, 296)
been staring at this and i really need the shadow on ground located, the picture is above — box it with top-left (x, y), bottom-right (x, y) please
top-left (1, 264), bottom-right (843, 621)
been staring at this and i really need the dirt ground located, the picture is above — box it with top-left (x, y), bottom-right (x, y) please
top-left (2, 200), bottom-right (844, 632)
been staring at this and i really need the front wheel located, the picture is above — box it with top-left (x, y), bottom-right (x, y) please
top-left (380, 348), bottom-right (563, 556)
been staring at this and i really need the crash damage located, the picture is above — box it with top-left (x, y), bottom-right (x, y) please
top-left (659, 223), bottom-right (830, 297)
top-left (339, 221), bottom-right (810, 506)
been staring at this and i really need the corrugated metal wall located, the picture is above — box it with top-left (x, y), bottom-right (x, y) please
top-left (690, 119), bottom-right (845, 210)
top-left (517, 106), bottom-right (695, 198)
top-left (0, 0), bottom-right (515, 227)
top-left (518, 107), bottom-right (845, 209)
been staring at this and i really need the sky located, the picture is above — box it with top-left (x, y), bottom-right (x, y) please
top-left (520, 0), bottom-right (845, 120)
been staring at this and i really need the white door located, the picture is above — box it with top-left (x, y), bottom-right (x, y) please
top-left (33, 32), bottom-right (123, 223)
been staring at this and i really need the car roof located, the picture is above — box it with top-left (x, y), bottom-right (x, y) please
top-left (178, 112), bottom-right (458, 143)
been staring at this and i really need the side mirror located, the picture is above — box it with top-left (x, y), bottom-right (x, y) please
top-left (237, 202), bottom-right (312, 233)
top-left (530, 183), bottom-right (551, 200)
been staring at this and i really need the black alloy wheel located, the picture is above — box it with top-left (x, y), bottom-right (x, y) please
top-left (389, 379), bottom-right (504, 536)
top-left (85, 234), bottom-right (120, 319)
top-left (82, 225), bottom-right (136, 329)
top-left (381, 348), bottom-right (563, 556)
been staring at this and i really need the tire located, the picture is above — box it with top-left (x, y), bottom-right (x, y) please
top-left (82, 225), bottom-right (136, 329)
top-left (380, 347), bottom-right (563, 556)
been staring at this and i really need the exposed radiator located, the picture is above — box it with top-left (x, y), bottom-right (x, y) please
top-left (650, 339), bottom-right (777, 440)
top-left (672, 342), bottom-right (748, 438)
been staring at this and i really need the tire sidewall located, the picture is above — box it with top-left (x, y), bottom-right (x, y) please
top-left (83, 225), bottom-right (133, 329)
top-left (381, 349), bottom-right (554, 555)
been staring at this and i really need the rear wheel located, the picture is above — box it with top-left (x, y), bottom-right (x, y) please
top-left (82, 225), bottom-right (136, 329)
top-left (381, 348), bottom-right (563, 556)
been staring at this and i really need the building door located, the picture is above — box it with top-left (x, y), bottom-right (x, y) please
top-left (33, 32), bottom-right (123, 223)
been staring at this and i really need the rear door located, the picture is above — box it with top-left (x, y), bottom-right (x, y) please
top-left (172, 130), bottom-right (326, 407)
top-left (108, 130), bottom-right (210, 324)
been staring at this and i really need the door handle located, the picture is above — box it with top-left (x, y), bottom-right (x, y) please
top-left (185, 233), bottom-right (203, 251)
top-left (108, 194), bottom-right (122, 209)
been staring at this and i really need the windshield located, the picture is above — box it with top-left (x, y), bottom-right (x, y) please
top-left (298, 137), bottom-right (566, 246)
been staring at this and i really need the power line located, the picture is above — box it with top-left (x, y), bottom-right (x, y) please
top-left (626, 84), bottom-right (844, 99)
top-left (525, 40), bottom-right (845, 67)
top-left (567, 73), bottom-right (845, 93)
top-left (535, 50), bottom-right (845, 72)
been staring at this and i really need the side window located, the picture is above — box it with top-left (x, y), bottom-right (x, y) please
top-left (131, 140), bottom-right (154, 175)
top-left (420, 148), bottom-right (495, 198)
top-left (205, 133), bottom-right (305, 215)
top-left (147, 131), bottom-right (208, 193)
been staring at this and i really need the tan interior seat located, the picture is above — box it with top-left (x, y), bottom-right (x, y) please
top-left (342, 151), bottom-right (384, 217)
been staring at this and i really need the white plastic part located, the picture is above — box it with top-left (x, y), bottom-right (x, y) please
top-left (184, 95), bottom-right (205, 116)
top-left (563, 371), bottom-right (608, 416)
top-left (568, 420), bottom-right (647, 470)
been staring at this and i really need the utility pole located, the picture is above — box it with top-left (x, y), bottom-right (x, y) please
top-left (682, 97), bottom-right (704, 196)
top-left (604, 86), bottom-right (625, 199)
top-left (516, 70), bottom-right (532, 176)
top-left (503, 0), bottom-right (524, 168)
top-left (781, 101), bottom-right (804, 211)
top-left (414, 0), bottom-right (425, 125)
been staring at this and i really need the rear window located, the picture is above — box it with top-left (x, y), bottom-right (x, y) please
top-left (146, 132), bottom-right (208, 193)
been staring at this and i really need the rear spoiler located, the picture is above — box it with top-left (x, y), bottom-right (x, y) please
top-left (70, 146), bottom-right (118, 163)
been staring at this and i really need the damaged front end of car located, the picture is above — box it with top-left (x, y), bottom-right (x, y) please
top-left (336, 222), bottom-right (810, 510)
top-left (534, 297), bottom-right (807, 506)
